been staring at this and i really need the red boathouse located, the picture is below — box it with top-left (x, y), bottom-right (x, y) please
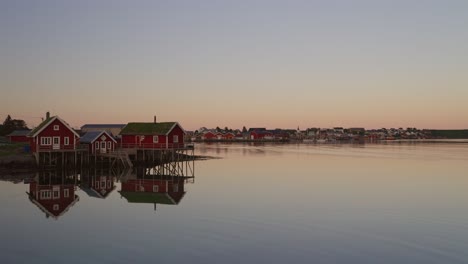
top-left (28, 114), bottom-right (80, 153)
top-left (120, 119), bottom-right (186, 149)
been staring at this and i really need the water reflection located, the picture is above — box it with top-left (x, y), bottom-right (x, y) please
top-left (119, 167), bottom-right (193, 210)
top-left (80, 168), bottom-right (117, 199)
top-left (17, 164), bottom-right (195, 219)
top-left (26, 170), bottom-right (80, 219)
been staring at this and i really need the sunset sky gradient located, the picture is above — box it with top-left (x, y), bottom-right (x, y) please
top-left (1, 0), bottom-right (468, 130)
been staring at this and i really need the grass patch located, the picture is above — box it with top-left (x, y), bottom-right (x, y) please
top-left (0, 143), bottom-right (28, 157)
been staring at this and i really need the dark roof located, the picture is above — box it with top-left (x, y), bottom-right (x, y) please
top-left (80, 131), bottom-right (116, 143)
top-left (28, 117), bottom-right (54, 136)
top-left (81, 124), bottom-right (126, 129)
top-left (7, 130), bottom-right (31, 137)
top-left (119, 191), bottom-right (179, 204)
top-left (120, 122), bottom-right (180, 135)
top-left (248, 128), bottom-right (266, 132)
top-left (28, 116), bottom-right (80, 138)
top-left (81, 186), bottom-right (116, 199)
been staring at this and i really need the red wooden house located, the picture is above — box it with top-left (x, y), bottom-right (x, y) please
top-left (202, 131), bottom-right (217, 140)
top-left (26, 172), bottom-right (79, 219)
top-left (6, 130), bottom-right (31, 143)
top-left (28, 115), bottom-right (80, 153)
top-left (223, 132), bottom-right (235, 140)
top-left (120, 121), bottom-right (186, 149)
top-left (79, 130), bottom-right (117, 154)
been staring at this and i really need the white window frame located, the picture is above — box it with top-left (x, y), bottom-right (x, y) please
top-left (153, 136), bottom-right (159, 143)
top-left (53, 187), bottom-right (60, 199)
top-left (95, 142), bottom-right (100, 149)
top-left (107, 141), bottom-right (111, 149)
top-left (107, 180), bottom-right (111, 188)
top-left (64, 137), bottom-right (69, 145)
top-left (173, 135), bottom-right (179, 143)
top-left (54, 125), bottom-right (59, 131)
top-left (40, 137), bottom-right (52, 146)
top-left (40, 190), bottom-right (51, 199)
top-left (153, 185), bottom-right (159, 192)
top-left (64, 189), bottom-right (69, 198)
top-left (173, 185), bottom-right (178, 192)
top-left (101, 180), bottom-right (106, 189)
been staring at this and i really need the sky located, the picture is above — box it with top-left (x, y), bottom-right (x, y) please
top-left (1, 0), bottom-right (468, 130)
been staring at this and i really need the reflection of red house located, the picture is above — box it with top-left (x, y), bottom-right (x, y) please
top-left (120, 179), bottom-right (185, 206)
top-left (7, 130), bottom-right (31, 143)
top-left (202, 131), bottom-right (217, 140)
top-left (120, 120), bottom-right (186, 149)
top-left (79, 131), bottom-right (117, 154)
top-left (27, 173), bottom-right (79, 219)
top-left (81, 175), bottom-right (116, 199)
top-left (28, 114), bottom-right (80, 153)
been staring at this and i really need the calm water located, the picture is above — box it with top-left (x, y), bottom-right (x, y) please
top-left (1, 142), bottom-right (468, 263)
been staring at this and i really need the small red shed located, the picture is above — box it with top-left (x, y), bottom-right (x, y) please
top-left (79, 130), bottom-right (117, 154)
top-left (7, 130), bottom-right (31, 143)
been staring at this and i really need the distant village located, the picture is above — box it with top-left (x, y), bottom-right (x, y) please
top-left (188, 126), bottom-right (434, 143)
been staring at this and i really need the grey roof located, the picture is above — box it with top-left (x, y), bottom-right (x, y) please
top-left (81, 124), bottom-right (126, 129)
top-left (7, 130), bottom-right (31, 137)
top-left (80, 131), bottom-right (116, 144)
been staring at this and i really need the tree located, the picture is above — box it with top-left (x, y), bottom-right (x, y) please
top-left (216, 126), bottom-right (221, 132)
top-left (242, 126), bottom-right (247, 133)
top-left (0, 115), bottom-right (29, 136)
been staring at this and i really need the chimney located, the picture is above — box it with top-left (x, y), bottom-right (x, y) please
top-left (46, 111), bottom-right (50, 120)
top-left (154, 115), bottom-right (157, 123)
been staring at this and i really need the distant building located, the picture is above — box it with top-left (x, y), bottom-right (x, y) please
top-left (7, 129), bottom-right (31, 143)
top-left (80, 124), bottom-right (126, 137)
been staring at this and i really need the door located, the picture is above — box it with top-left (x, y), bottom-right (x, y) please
top-left (100, 141), bottom-right (107, 153)
top-left (53, 137), bottom-right (60, 150)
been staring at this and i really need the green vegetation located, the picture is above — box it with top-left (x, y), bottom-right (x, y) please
top-left (120, 122), bottom-right (176, 135)
top-left (118, 191), bottom-right (174, 204)
top-left (0, 142), bottom-right (28, 157)
top-left (0, 115), bottom-right (29, 136)
top-left (429, 130), bottom-right (468, 139)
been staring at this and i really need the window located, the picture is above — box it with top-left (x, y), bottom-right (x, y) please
top-left (173, 185), bottom-right (179, 192)
top-left (153, 136), bottom-right (159, 143)
top-left (40, 190), bottom-right (51, 199)
top-left (95, 142), bottom-right (99, 149)
top-left (53, 204), bottom-right (59, 211)
top-left (53, 187), bottom-right (60, 199)
top-left (107, 141), bottom-right (111, 149)
top-left (54, 125), bottom-right (59, 131)
top-left (40, 137), bottom-right (52, 145)
top-left (173, 135), bottom-right (179, 143)
top-left (107, 180), bottom-right (111, 188)
top-left (153, 185), bottom-right (159, 192)
top-left (101, 181), bottom-right (106, 189)
top-left (64, 137), bottom-right (69, 145)
top-left (64, 189), bottom-right (69, 198)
